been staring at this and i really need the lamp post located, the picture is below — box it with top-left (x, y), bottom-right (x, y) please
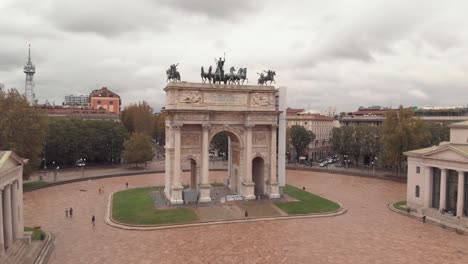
top-left (344, 155), bottom-right (349, 168)
top-left (372, 157), bottom-right (378, 176)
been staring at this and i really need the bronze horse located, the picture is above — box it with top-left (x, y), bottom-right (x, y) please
top-left (201, 66), bottom-right (213, 83)
top-left (258, 70), bottom-right (275, 85)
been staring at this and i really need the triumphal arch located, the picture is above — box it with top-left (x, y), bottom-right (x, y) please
top-left (164, 82), bottom-right (280, 204)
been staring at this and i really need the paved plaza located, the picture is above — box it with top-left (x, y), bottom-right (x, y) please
top-left (24, 170), bottom-right (468, 264)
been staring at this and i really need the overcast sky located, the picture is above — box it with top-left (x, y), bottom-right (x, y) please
top-left (1, 0), bottom-right (468, 113)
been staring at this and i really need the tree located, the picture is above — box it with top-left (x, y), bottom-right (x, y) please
top-left (152, 112), bottom-right (166, 146)
top-left (121, 101), bottom-right (154, 136)
top-left (122, 133), bottom-right (154, 167)
top-left (211, 132), bottom-right (228, 159)
top-left (424, 122), bottom-right (450, 146)
top-left (381, 106), bottom-right (430, 176)
top-left (289, 125), bottom-right (316, 160)
top-left (0, 89), bottom-right (48, 177)
top-left (45, 119), bottom-right (128, 166)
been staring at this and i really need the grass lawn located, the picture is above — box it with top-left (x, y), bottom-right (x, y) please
top-left (23, 180), bottom-right (48, 191)
top-left (24, 227), bottom-right (45, 240)
top-left (393, 201), bottom-right (407, 212)
top-left (275, 185), bottom-right (340, 215)
top-left (112, 187), bottom-right (198, 225)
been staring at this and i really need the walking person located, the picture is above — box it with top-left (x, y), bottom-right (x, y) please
top-left (69, 207), bottom-right (73, 218)
top-left (65, 208), bottom-right (69, 218)
top-left (126, 182), bottom-right (128, 189)
top-left (92, 215), bottom-right (95, 226)
top-left (101, 186), bottom-right (104, 194)
top-left (422, 215), bottom-right (426, 224)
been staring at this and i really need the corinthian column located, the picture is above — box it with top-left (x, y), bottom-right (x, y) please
top-left (242, 124), bottom-right (255, 200)
top-left (267, 124), bottom-right (280, 198)
top-left (170, 124), bottom-right (183, 204)
top-left (199, 124), bottom-right (212, 202)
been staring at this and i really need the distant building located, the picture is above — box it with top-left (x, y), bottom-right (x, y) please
top-left (90, 87), bottom-right (121, 114)
top-left (64, 95), bottom-right (90, 106)
top-left (39, 106), bottom-right (120, 121)
top-left (286, 108), bottom-right (338, 161)
top-left (405, 121), bottom-right (468, 225)
top-left (340, 106), bottom-right (468, 126)
top-left (0, 83), bottom-right (4, 93)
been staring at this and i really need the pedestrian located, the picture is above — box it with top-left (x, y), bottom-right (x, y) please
top-left (65, 208), bottom-right (69, 218)
top-left (422, 215), bottom-right (426, 224)
top-left (302, 186), bottom-right (306, 191)
top-left (69, 207), bottom-right (73, 217)
top-left (92, 215), bottom-right (95, 226)
top-left (101, 186), bottom-right (104, 194)
top-left (244, 210), bottom-right (248, 219)
top-left (98, 188), bottom-right (101, 194)
top-left (126, 182), bottom-right (128, 189)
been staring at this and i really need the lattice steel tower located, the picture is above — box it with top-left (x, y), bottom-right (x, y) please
top-left (24, 44), bottom-right (36, 104)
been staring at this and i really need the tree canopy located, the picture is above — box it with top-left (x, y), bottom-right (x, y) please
top-left (288, 125), bottom-right (316, 160)
top-left (121, 101), bottom-right (154, 136)
top-left (0, 89), bottom-right (48, 177)
top-left (122, 133), bottom-right (155, 166)
top-left (45, 118), bottom-right (128, 167)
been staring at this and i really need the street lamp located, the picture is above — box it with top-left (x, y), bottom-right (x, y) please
top-left (344, 155), bottom-right (349, 168)
top-left (372, 157), bottom-right (378, 176)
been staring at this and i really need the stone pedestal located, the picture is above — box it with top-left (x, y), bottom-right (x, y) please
top-left (169, 185), bottom-right (184, 204)
top-left (199, 184), bottom-right (212, 203)
top-left (266, 180), bottom-right (280, 199)
top-left (241, 181), bottom-right (255, 200)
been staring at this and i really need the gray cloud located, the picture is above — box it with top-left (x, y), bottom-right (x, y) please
top-left (1, 0), bottom-right (468, 113)
top-left (159, 0), bottom-right (260, 21)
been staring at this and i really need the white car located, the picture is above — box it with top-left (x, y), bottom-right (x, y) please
top-left (319, 162), bottom-right (328, 167)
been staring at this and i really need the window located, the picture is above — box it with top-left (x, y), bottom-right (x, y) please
top-left (415, 185), bottom-right (420, 198)
top-left (110, 101), bottom-right (113, 105)
top-left (97, 100), bottom-right (101, 104)
top-left (416, 166), bottom-right (420, 174)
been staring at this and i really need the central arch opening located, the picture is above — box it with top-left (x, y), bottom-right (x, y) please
top-left (209, 130), bottom-right (242, 195)
top-left (252, 157), bottom-right (265, 196)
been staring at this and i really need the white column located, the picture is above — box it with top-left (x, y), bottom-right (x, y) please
top-left (423, 166), bottom-right (432, 208)
top-left (169, 125), bottom-right (183, 204)
top-left (201, 125), bottom-right (209, 185)
top-left (0, 188), bottom-right (5, 256)
top-left (270, 125), bottom-right (277, 184)
top-left (199, 124), bottom-right (211, 202)
top-left (457, 171), bottom-right (465, 218)
top-left (3, 184), bottom-right (12, 249)
top-left (245, 125), bottom-right (253, 183)
top-left (440, 169), bottom-right (447, 211)
top-left (173, 125), bottom-right (182, 187)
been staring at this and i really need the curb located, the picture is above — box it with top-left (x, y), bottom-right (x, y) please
top-left (105, 191), bottom-right (347, 231)
top-left (388, 201), bottom-right (467, 235)
top-left (24, 168), bottom-right (228, 192)
top-left (33, 231), bottom-right (55, 264)
top-left (286, 166), bottom-right (407, 183)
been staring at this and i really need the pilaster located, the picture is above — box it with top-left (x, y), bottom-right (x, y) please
top-left (423, 166), bottom-right (432, 208)
top-left (3, 184), bottom-right (12, 249)
top-left (0, 188), bottom-right (5, 256)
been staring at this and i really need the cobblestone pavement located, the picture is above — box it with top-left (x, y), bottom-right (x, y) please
top-left (24, 170), bottom-right (468, 264)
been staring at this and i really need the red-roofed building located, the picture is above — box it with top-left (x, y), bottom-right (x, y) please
top-left (90, 87), bottom-right (121, 114)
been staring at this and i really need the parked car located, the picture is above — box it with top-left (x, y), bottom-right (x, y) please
top-left (319, 162), bottom-right (328, 167)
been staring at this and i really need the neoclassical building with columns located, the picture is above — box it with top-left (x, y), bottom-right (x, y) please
top-left (405, 121), bottom-right (468, 225)
top-left (163, 82), bottom-right (280, 204)
top-left (0, 151), bottom-right (27, 256)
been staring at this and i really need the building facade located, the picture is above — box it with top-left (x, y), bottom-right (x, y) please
top-left (64, 95), bottom-right (90, 106)
top-left (90, 87), bottom-right (121, 114)
top-left (405, 121), bottom-right (468, 225)
top-left (0, 151), bottom-right (27, 256)
top-left (286, 108), bottom-right (337, 161)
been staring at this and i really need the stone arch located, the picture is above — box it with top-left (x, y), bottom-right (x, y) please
top-left (209, 125), bottom-right (244, 149)
top-left (181, 155), bottom-right (200, 190)
top-left (252, 156), bottom-right (265, 196)
top-left (252, 152), bottom-right (267, 162)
